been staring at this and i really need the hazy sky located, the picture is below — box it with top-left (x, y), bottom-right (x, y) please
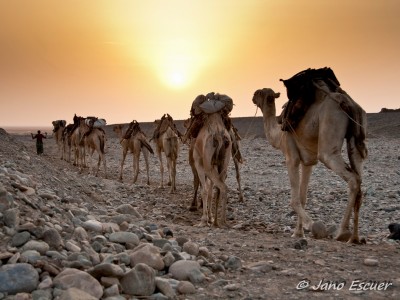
top-left (1, 0), bottom-right (399, 127)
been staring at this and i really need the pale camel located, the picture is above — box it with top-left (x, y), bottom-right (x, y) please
top-left (80, 120), bottom-right (107, 178)
top-left (184, 118), bottom-right (244, 210)
top-left (192, 113), bottom-right (232, 227)
top-left (113, 122), bottom-right (154, 185)
top-left (252, 83), bottom-right (367, 243)
top-left (52, 120), bottom-right (66, 159)
top-left (152, 114), bottom-right (180, 193)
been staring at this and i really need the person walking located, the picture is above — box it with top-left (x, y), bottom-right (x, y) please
top-left (31, 130), bottom-right (47, 155)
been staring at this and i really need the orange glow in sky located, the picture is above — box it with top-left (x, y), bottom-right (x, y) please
top-left (1, 0), bottom-right (399, 127)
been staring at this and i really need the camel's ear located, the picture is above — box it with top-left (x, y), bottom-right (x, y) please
top-left (275, 92), bottom-right (280, 98)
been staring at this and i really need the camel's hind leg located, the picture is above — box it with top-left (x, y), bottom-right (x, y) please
top-left (119, 149), bottom-right (128, 182)
top-left (142, 149), bottom-right (151, 185)
top-left (234, 158), bottom-right (244, 202)
top-left (133, 151), bottom-right (140, 184)
top-left (207, 169), bottom-right (229, 228)
top-left (319, 144), bottom-right (362, 244)
top-left (168, 158), bottom-right (177, 194)
top-left (157, 149), bottom-right (164, 188)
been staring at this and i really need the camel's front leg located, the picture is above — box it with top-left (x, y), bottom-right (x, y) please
top-left (287, 158), bottom-right (311, 238)
top-left (119, 150), bottom-right (127, 181)
top-left (299, 164), bottom-right (313, 229)
top-left (133, 152), bottom-right (140, 183)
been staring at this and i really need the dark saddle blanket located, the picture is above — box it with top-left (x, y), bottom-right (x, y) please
top-left (279, 67), bottom-right (340, 131)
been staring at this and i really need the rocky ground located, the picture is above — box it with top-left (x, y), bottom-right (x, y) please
top-left (0, 113), bottom-right (400, 300)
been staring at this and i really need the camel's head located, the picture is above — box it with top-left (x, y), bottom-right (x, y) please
top-left (252, 88), bottom-right (280, 108)
top-left (113, 124), bottom-right (123, 133)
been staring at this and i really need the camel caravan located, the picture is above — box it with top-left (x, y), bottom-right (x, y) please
top-left (52, 114), bottom-right (107, 178)
top-left (50, 67), bottom-right (367, 243)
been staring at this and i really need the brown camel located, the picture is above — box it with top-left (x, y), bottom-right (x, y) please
top-left (52, 120), bottom-right (66, 159)
top-left (252, 80), bottom-right (367, 243)
top-left (184, 117), bottom-right (244, 210)
top-left (192, 112), bottom-right (232, 227)
top-left (80, 119), bottom-right (107, 178)
top-left (152, 114), bottom-right (180, 193)
top-left (70, 116), bottom-right (86, 169)
top-left (61, 123), bottom-right (74, 162)
top-left (113, 122), bottom-right (154, 185)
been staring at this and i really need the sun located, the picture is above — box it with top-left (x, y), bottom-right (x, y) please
top-left (165, 69), bottom-right (187, 89)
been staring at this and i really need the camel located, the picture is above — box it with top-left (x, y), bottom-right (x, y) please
top-left (192, 112), bottom-right (232, 227)
top-left (252, 78), bottom-right (367, 243)
top-left (113, 121), bottom-right (154, 185)
top-left (61, 123), bottom-right (74, 162)
top-left (80, 118), bottom-right (107, 178)
top-left (184, 117), bottom-right (244, 210)
top-left (52, 120), bottom-right (66, 159)
top-left (70, 115), bottom-right (86, 169)
top-left (152, 114), bottom-right (180, 193)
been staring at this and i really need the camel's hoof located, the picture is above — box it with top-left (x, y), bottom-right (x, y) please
top-left (195, 221), bottom-right (208, 227)
top-left (291, 231), bottom-right (305, 238)
top-left (347, 236), bottom-right (365, 244)
top-left (189, 206), bottom-right (197, 212)
top-left (214, 222), bottom-right (230, 229)
top-left (335, 230), bottom-right (352, 242)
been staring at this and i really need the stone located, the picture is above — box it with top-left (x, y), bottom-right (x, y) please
top-left (155, 277), bottom-right (176, 299)
top-left (3, 208), bottom-right (20, 228)
top-left (87, 263), bottom-right (125, 279)
top-left (65, 241), bottom-right (81, 252)
top-left (109, 232), bottom-right (139, 246)
top-left (42, 228), bottom-right (64, 250)
top-left (177, 281), bottom-right (196, 294)
top-left (53, 268), bottom-right (103, 299)
top-left (22, 240), bottom-right (50, 255)
top-left (72, 226), bottom-right (89, 242)
top-left (82, 220), bottom-right (103, 233)
top-left (183, 241), bottom-right (200, 256)
top-left (169, 260), bottom-right (205, 283)
top-left (129, 244), bottom-right (165, 270)
top-left (115, 204), bottom-right (142, 218)
top-left (120, 263), bottom-right (156, 296)
top-left (311, 220), bottom-right (328, 239)
top-left (364, 258), bottom-right (379, 266)
top-left (0, 263), bottom-right (39, 294)
top-left (224, 255), bottom-right (242, 270)
top-left (11, 231), bottom-right (31, 247)
top-left (58, 287), bottom-right (97, 300)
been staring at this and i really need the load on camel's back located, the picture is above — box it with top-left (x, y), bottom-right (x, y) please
top-left (183, 92), bottom-right (234, 143)
top-left (278, 67), bottom-right (341, 131)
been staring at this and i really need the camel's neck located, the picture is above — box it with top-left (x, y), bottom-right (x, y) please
top-left (260, 100), bottom-right (283, 149)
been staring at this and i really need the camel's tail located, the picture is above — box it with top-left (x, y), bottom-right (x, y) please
top-left (99, 134), bottom-right (105, 154)
top-left (140, 138), bottom-right (154, 155)
top-left (166, 136), bottom-right (179, 161)
top-left (212, 131), bottom-right (231, 172)
top-left (338, 94), bottom-right (368, 160)
top-left (230, 130), bottom-right (243, 164)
